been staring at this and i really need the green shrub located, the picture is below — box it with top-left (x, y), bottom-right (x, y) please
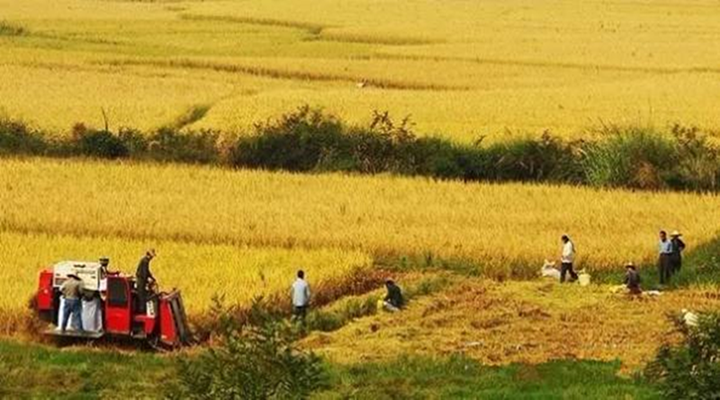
top-left (171, 299), bottom-right (327, 400)
top-left (645, 311), bottom-right (720, 399)
top-left (485, 132), bottom-right (582, 182)
top-left (71, 123), bottom-right (129, 159)
top-left (146, 127), bottom-right (220, 164)
top-left (671, 124), bottom-right (720, 191)
top-left (231, 106), bottom-right (348, 171)
top-left (364, 110), bottom-right (417, 173)
top-left (3, 108), bottom-right (720, 192)
top-left (409, 137), bottom-right (465, 179)
top-left (0, 119), bottom-right (47, 155)
top-left (117, 127), bottom-right (148, 155)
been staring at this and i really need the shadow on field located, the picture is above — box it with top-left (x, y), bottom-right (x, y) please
top-left (671, 232), bottom-right (720, 287)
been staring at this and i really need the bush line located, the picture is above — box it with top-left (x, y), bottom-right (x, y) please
top-left (2, 107), bottom-right (720, 191)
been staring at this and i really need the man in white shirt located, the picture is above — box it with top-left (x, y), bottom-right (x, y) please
top-left (291, 270), bottom-right (310, 323)
top-left (560, 235), bottom-right (579, 283)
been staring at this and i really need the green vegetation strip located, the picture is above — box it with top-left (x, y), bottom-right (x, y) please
top-left (3, 107), bottom-right (720, 192)
top-left (0, 340), bottom-right (171, 399)
top-left (318, 357), bottom-right (658, 399)
top-left (0, 340), bottom-right (658, 399)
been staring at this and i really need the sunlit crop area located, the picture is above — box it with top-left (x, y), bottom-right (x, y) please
top-left (2, 158), bottom-right (720, 276)
top-left (304, 279), bottom-right (720, 370)
top-left (0, 229), bottom-right (370, 334)
top-left (2, 0), bottom-right (720, 141)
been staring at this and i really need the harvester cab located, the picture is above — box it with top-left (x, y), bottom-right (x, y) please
top-left (36, 261), bottom-right (192, 349)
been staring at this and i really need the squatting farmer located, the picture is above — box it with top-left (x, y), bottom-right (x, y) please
top-left (383, 279), bottom-right (404, 312)
top-left (624, 262), bottom-right (642, 295)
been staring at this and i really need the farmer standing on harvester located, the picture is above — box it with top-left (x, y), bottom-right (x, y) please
top-left (136, 249), bottom-right (157, 313)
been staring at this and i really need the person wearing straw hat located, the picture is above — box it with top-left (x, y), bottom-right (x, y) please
top-left (623, 262), bottom-right (642, 295)
top-left (670, 230), bottom-right (686, 275)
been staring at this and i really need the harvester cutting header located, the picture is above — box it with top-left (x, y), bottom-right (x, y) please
top-left (36, 250), bottom-right (192, 349)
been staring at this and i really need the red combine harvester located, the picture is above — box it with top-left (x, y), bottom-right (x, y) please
top-left (36, 261), bottom-right (192, 349)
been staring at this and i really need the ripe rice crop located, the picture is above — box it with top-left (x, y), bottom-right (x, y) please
top-left (2, 0), bottom-right (720, 141)
top-left (0, 230), bottom-right (370, 335)
top-left (303, 279), bottom-right (720, 370)
top-left (2, 158), bottom-right (719, 276)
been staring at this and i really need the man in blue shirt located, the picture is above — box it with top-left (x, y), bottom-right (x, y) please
top-left (658, 231), bottom-right (673, 285)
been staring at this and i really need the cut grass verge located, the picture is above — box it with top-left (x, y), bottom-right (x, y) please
top-left (317, 356), bottom-right (659, 399)
top-left (0, 339), bottom-right (658, 399)
top-left (0, 339), bottom-right (171, 399)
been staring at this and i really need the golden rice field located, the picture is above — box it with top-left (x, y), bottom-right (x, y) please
top-left (2, 0), bottom-right (720, 141)
top-left (304, 279), bottom-right (720, 370)
top-left (2, 157), bottom-right (720, 275)
top-left (0, 229), bottom-right (370, 334)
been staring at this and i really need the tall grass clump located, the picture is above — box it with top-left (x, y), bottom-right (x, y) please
top-left (583, 124), bottom-right (720, 191)
top-left (583, 125), bottom-right (678, 190)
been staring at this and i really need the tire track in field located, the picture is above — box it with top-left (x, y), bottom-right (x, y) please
top-left (179, 13), bottom-right (438, 46)
top-left (363, 52), bottom-right (720, 75)
top-left (98, 58), bottom-right (470, 91)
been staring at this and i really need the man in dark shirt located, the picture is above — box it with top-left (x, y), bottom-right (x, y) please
top-left (670, 231), bottom-right (686, 275)
top-left (383, 279), bottom-right (404, 312)
top-left (135, 249), bottom-right (156, 313)
top-left (99, 256), bottom-right (110, 276)
top-left (624, 262), bottom-right (641, 295)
